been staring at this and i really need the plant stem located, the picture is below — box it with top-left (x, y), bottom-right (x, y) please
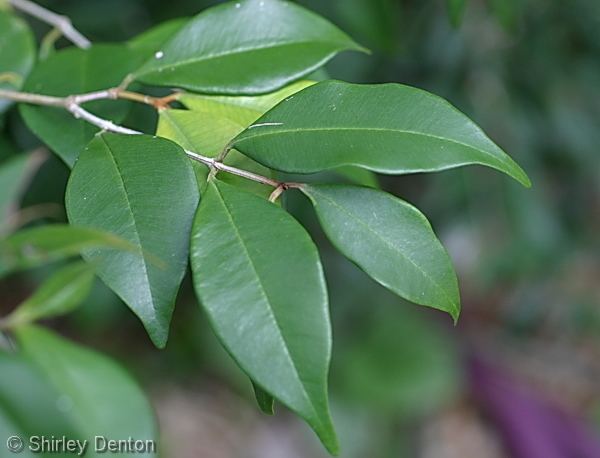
top-left (9, 0), bottom-right (91, 49)
top-left (0, 88), bottom-right (284, 188)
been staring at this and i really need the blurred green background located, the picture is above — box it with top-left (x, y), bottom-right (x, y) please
top-left (2, 0), bottom-right (599, 456)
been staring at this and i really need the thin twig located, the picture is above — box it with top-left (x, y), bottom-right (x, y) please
top-left (9, 0), bottom-right (91, 49)
top-left (269, 184), bottom-right (286, 203)
top-left (0, 88), bottom-right (284, 188)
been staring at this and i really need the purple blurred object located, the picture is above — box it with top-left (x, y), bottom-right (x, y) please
top-left (469, 356), bottom-right (600, 458)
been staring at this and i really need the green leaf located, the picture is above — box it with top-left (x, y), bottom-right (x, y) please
top-left (333, 166), bottom-right (379, 188)
top-left (447, 0), bottom-right (468, 27)
top-left (302, 184), bottom-right (460, 321)
top-left (232, 81), bottom-right (531, 187)
top-left (157, 82), bottom-right (313, 197)
top-left (2, 262), bottom-right (95, 328)
top-left (0, 352), bottom-right (82, 455)
top-left (0, 10), bottom-right (35, 114)
top-left (252, 380), bottom-right (275, 415)
top-left (178, 80), bottom-right (315, 123)
top-left (191, 180), bottom-right (337, 453)
top-left (0, 153), bottom-right (30, 224)
top-left (0, 224), bottom-right (134, 278)
top-left (135, 0), bottom-right (364, 94)
top-left (14, 325), bottom-right (157, 450)
top-left (65, 133), bottom-right (199, 348)
top-left (20, 45), bottom-right (137, 167)
top-left (128, 18), bottom-right (189, 62)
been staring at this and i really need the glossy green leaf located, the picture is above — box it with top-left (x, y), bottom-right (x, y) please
top-left (14, 326), bottom-right (157, 453)
top-left (0, 224), bottom-right (134, 278)
top-left (135, 0), bottom-right (364, 94)
top-left (191, 180), bottom-right (337, 453)
top-left (65, 133), bottom-right (199, 348)
top-left (232, 81), bottom-right (531, 187)
top-left (0, 11), bottom-right (35, 114)
top-left (2, 262), bottom-right (95, 328)
top-left (302, 184), bottom-right (460, 320)
top-left (20, 45), bottom-right (137, 167)
top-left (447, 0), bottom-right (468, 26)
top-left (128, 18), bottom-right (189, 62)
top-left (252, 380), bottom-right (275, 415)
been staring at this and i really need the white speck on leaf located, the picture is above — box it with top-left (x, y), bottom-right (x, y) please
top-left (154, 51), bottom-right (164, 59)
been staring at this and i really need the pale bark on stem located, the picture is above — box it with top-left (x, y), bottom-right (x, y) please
top-left (9, 0), bottom-right (91, 49)
top-left (0, 88), bottom-right (285, 188)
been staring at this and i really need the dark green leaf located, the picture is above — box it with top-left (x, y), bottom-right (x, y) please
top-left (20, 45), bottom-right (137, 167)
top-left (2, 262), bottom-right (95, 328)
top-left (252, 380), bottom-right (275, 415)
top-left (135, 0), bottom-right (364, 94)
top-left (302, 184), bottom-right (460, 320)
top-left (128, 18), bottom-right (189, 62)
top-left (232, 81), bottom-right (531, 187)
top-left (0, 11), bottom-right (35, 114)
top-left (191, 180), bottom-right (337, 453)
top-left (14, 326), bottom-right (157, 448)
top-left (65, 133), bottom-right (199, 348)
top-left (0, 224), bottom-right (134, 278)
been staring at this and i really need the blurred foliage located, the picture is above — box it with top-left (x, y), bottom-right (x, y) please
top-left (1, 0), bottom-right (599, 456)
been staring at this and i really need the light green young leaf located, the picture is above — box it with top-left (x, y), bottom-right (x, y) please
top-left (65, 133), bottom-right (199, 348)
top-left (178, 80), bottom-right (315, 122)
top-left (2, 262), bottom-right (95, 328)
top-left (135, 0), bottom-right (364, 94)
top-left (156, 81), bottom-right (314, 197)
top-left (14, 325), bottom-right (157, 454)
top-left (0, 224), bottom-right (135, 278)
top-left (302, 184), bottom-right (460, 321)
top-left (191, 180), bottom-right (337, 453)
top-left (232, 81), bottom-right (531, 187)
top-left (20, 45), bottom-right (137, 167)
top-left (0, 10), bottom-right (35, 114)
top-left (157, 82), bottom-right (314, 196)
top-left (252, 380), bottom-right (275, 415)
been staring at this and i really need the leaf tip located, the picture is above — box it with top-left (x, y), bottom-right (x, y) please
top-left (148, 327), bottom-right (169, 349)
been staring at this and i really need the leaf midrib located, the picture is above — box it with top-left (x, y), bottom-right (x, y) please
top-left (236, 126), bottom-right (514, 170)
top-left (310, 187), bottom-right (459, 316)
top-left (99, 136), bottom-right (158, 322)
top-left (141, 38), bottom-right (351, 76)
top-left (212, 184), bottom-right (318, 420)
